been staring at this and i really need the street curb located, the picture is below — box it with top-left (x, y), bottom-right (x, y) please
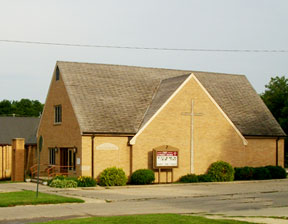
top-left (77, 178), bottom-right (288, 190)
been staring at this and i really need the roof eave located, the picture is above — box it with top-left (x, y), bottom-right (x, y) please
top-left (244, 134), bottom-right (287, 138)
top-left (82, 131), bottom-right (135, 137)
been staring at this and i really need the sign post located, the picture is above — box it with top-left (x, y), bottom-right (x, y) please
top-left (36, 136), bottom-right (43, 198)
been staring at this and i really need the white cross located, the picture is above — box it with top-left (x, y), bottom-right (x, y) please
top-left (181, 100), bottom-right (203, 174)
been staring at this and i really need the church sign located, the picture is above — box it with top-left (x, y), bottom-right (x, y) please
top-left (153, 145), bottom-right (179, 169)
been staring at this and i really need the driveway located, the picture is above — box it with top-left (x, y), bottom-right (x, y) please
top-left (0, 179), bottom-right (287, 224)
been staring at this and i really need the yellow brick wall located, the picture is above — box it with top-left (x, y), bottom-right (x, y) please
top-left (81, 136), bottom-right (131, 179)
top-left (244, 138), bottom-right (284, 167)
top-left (278, 139), bottom-right (285, 167)
top-left (81, 136), bottom-right (92, 177)
top-left (0, 145), bottom-right (12, 180)
top-left (94, 136), bottom-right (130, 179)
top-left (37, 67), bottom-right (82, 176)
top-left (132, 76), bottom-right (284, 182)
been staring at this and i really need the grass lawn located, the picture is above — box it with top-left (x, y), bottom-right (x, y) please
top-left (0, 180), bottom-right (12, 184)
top-left (0, 190), bottom-right (84, 207)
top-left (37, 214), bottom-right (253, 224)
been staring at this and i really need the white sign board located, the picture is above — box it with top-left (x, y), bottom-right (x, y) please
top-left (156, 151), bottom-right (178, 167)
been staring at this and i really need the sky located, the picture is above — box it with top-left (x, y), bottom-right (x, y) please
top-left (0, 0), bottom-right (287, 103)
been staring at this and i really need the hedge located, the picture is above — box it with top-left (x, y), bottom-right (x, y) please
top-left (130, 169), bottom-right (155, 185)
top-left (234, 165), bottom-right (287, 180)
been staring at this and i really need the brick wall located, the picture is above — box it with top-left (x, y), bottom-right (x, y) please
top-left (11, 138), bottom-right (25, 182)
top-left (37, 67), bottom-right (82, 176)
top-left (132, 76), bottom-right (284, 182)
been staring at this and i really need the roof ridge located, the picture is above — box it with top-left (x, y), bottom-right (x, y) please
top-left (57, 61), bottom-right (245, 76)
top-left (137, 80), bottom-right (163, 130)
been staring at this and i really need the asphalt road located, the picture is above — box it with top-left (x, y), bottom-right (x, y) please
top-left (0, 179), bottom-right (287, 224)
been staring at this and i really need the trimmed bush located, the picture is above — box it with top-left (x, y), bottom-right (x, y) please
top-left (234, 167), bottom-right (254, 180)
top-left (99, 167), bottom-right (127, 186)
top-left (265, 166), bottom-right (287, 179)
top-left (48, 175), bottom-right (96, 187)
top-left (49, 179), bottom-right (77, 188)
top-left (130, 169), bottom-right (155, 185)
top-left (207, 161), bottom-right (234, 182)
top-left (253, 167), bottom-right (271, 180)
top-left (179, 174), bottom-right (198, 183)
top-left (77, 176), bottom-right (97, 187)
top-left (197, 174), bottom-right (212, 182)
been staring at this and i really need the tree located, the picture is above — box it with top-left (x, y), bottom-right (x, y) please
top-left (261, 76), bottom-right (288, 167)
top-left (0, 99), bottom-right (43, 117)
top-left (261, 76), bottom-right (288, 133)
top-left (0, 100), bottom-right (12, 115)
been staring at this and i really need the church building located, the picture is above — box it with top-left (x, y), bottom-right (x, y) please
top-left (37, 61), bottom-right (286, 182)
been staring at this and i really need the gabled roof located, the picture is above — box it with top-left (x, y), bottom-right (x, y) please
top-left (56, 61), bottom-right (285, 137)
top-left (194, 73), bottom-right (285, 136)
top-left (140, 74), bottom-right (191, 129)
top-left (0, 117), bottom-right (40, 145)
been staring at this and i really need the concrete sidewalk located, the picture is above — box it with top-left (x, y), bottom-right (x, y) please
top-left (0, 179), bottom-right (287, 224)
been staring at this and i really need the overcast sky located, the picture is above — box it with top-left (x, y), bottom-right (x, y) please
top-left (0, 0), bottom-right (287, 103)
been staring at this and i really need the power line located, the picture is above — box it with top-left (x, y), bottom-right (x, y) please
top-left (0, 39), bottom-right (288, 53)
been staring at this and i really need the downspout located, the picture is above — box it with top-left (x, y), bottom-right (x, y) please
top-left (276, 137), bottom-right (280, 166)
top-left (130, 144), bottom-right (133, 177)
top-left (91, 135), bottom-right (95, 178)
top-left (128, 137), bottom-right (133, 178)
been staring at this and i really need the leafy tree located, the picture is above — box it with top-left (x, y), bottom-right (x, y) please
top-left (261, 76), bottom-right (288, 133)
top-left (0, 99), bottom-right (43, 117)
top-left (0, 100), bottom-right (12, 115)
top-left (261, 76), bottom-right (288, 167)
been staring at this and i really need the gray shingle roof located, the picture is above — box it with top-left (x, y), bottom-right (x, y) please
top-left (0, 117), bottom-right (40, 145)
top-left (194, 73), bottom-right (285, 136)
top-left (140, 74), bottom-right (191, 129)
top-left (57, 61), bottom-right (285, 137)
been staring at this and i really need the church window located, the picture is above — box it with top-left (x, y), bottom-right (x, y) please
top-left (56, 66), bottom-right (60, 81)
top-left (49, 148), bottom-right (56, 165)
top-left (54, 105), bottom-right (62, 124)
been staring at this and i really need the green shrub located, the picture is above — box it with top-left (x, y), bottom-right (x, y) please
top-left (253, 167), bottom-right (271, 180)
top-left (197, 174), bottom-right (212, 182)
top-left (65, 176), bottom-right (79, 182)
top-left (99, 167), bottom-right (127, 186)
top-left (49, 179), bottom-right (77, 188)
top-left (234, 167), bottom-right (254, 180)
top-left (48, 175), bottom-right (66, 186)
top-left (207, 161), bottom-right (234, 182)
top-left (130, 169), bottom-right (155, 185)
top-left (179, 174), bottom-right (198, 183)
top-left (77, 176), bottom-right (97, 187)
top-left (265, 166), bottom-right (287, 179)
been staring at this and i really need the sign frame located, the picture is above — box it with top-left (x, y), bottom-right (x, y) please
top-left (153, 145), bottom-right (179, 169)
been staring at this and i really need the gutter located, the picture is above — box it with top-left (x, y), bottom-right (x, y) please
top-left (244, 135), bottom-right (287, 138)
top-left (83, 132), bottom-right (135, 136)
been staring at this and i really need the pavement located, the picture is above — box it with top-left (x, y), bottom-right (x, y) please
top-left (0, 179), bottom-right (288, 224)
